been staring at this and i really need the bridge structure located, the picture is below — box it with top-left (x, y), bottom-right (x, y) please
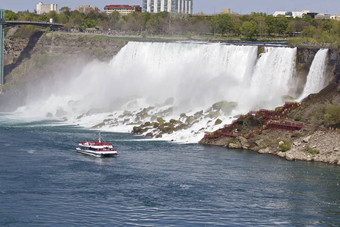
top-left (0, 9), bottom-right (63, 85)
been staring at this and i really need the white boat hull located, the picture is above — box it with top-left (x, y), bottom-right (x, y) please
top-left (76, 148), bottom-right (118, 157)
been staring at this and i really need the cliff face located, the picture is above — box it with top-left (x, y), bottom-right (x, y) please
top-left (0, 31), bottom-right (128, 111)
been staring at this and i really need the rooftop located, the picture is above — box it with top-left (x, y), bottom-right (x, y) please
top-left (104, 5), bottom-right (138, 9)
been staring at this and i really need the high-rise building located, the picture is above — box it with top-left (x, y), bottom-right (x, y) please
top-left (142, 0), bottom-right (193, 14)
top-left (36, 2), bottom-right (58, 15)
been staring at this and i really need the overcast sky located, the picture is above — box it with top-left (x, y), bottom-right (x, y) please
top-left (1, 0), bottom-right (340, 15)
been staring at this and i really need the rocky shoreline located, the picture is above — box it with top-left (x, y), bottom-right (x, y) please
top-left (202, 129), bottom-right (340, 165)
top-left (200, 81), bottom-right (340, 166)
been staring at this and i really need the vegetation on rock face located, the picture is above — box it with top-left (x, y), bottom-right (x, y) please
top-left (215, 119), bottom-right (222, 125)
top-left (306, 146), bottom-right (320, 155)
top-left (323, 104), bottom-right (340, 128)
top-left (278, 140), bottom-right (292, 152)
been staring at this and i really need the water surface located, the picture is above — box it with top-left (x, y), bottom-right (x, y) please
top-left (0, 115), bottom-right (339, 226)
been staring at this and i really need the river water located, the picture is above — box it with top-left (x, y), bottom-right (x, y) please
top-left (0, 114), bottom-right (339, 226)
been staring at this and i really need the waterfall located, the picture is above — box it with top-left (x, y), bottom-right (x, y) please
top-left (16, 42), bottom-right (299, 142)
top-left (299, 49), bottom-right (328, 100)
top-left (249, 47), bottom-right (297, 110)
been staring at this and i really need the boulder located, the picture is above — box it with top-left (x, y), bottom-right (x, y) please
top-left (255, 139), bottom-right (264, 147)
top-left (285, 153), bottom-right (295, 161)
top-left (215, 119), bottom-right (222, 125)
top-left (334, 147), bottom-right (339, 152)
top-left (229, 142), bottom-right (242, 149)
top-left (145, 133), bottom-right (153, 137)
top-left (293, 141), bottom-right (301, 146)
top-left (92, 122), bottom-right (105, 128)
top-left (212, 101), bottom-right (238, 115)
top-left (277, 152), bottom-right (286, 158)
top-left (258, 148), bottom-right (271, 154)
top-left (303, 136), bottom-right (311, 143)
top-left (238, 137), bottom-right (250, 149)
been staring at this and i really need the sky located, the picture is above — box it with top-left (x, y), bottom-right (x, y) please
top-left (1, 0), bottom-right (340, 15)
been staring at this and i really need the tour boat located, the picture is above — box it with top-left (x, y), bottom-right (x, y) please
top-left (76, 133), bottom-right (118, 157)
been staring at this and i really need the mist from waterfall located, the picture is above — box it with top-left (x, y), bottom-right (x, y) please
top-left (299, 49), bottom-right (329, 100)
top-left (15, 42), bottom-right (301, 142)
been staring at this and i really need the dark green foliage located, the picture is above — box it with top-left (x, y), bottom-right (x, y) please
top-left (210, 14), bottom-right (234, 35)
top-left (323, 104), bottom-right (340, 128)
top-left (294, 115), bottom-right (302, 121)
top-left (5, 10), bottom-right (17, 21)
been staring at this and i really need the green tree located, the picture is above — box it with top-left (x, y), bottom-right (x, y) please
top-left (108, 11), bottom-right (120, 30)
top-left (38, 14), bottom-right (48, 22)
top-left (211, 14), bottom-right (234, 35)
top-left (241, 21), bottom-right (258, 40)
top-left (302, 25), bottom-right (317, 37)
top-left (5, 10), bottom-right (17, 21)
top-left (60, 7), bottom-right (71, 15)
top-left (265, 15), bottom-right (276, 36)
top-left (322, 19), bottom-right (332, 32)
top-left (46, 11), bottom-right (58, 23)
top-left (82, 18), bottom-right (96, 29)
top-left (146, 14), bottom-right (161, 34)
top-left (276, 16), bottom-right (288, 35)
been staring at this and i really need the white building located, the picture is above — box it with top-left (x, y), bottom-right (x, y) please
top-left (292, 12), bottom-right (304, 18)
top-left (273, 11), bottom-right (305, 18)
top-left (36, 2), bottom-right (58, 15)
top-left (273, 11), bottom-right (287, 17)
top-left (331, 15), bottom-right (340, 20)
top-left (143, 0), bottom-right (193, 14)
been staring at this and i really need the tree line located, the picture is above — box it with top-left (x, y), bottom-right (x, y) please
top-left (4, 8), bottom-right (340, 48)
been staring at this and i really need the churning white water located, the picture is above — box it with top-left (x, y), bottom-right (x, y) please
top-left (16, 42), bottom-right (303, 142)
top-left (299, 49), bottom-right (329, 100)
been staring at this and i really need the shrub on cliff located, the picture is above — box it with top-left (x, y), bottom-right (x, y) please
top-left (278, 140), bottom-right (291, 152)
top-left (323, 104), bottom-right (340, 128)
top-left (306, 146), bottom-right (320, 155)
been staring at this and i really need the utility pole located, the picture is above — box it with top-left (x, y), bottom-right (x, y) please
top-left (0, 9), bottom-right (5, 85)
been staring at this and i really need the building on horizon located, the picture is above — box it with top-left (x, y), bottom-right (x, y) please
top-left (221, 8), bottom-right (231, 14)
top-left (76, 5), bottom-right (99, 14)
top-left (315, 13), bottom-right (331, 20)
top-left (142, 0), bottom-right (193, 14)
top-left (36, 2), bottom-right (58, 15)
top-left (330, 15), bottom-right (340, 20)
top-left (273, 10), bottom-right (314, 18)
top-left (104, 5), bottom-right (142, 16)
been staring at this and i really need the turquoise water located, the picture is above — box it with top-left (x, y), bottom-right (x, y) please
top-left (0, 114), bottom-right (339, 226)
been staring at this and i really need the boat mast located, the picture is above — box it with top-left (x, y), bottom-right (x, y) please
top-left (98, 132), bottom-right (102, 143)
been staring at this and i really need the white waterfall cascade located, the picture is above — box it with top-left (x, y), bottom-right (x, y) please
top-left (299, 49), bottom-right (329, 100)
top-left (16, 42), bottom-right (300, 143)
